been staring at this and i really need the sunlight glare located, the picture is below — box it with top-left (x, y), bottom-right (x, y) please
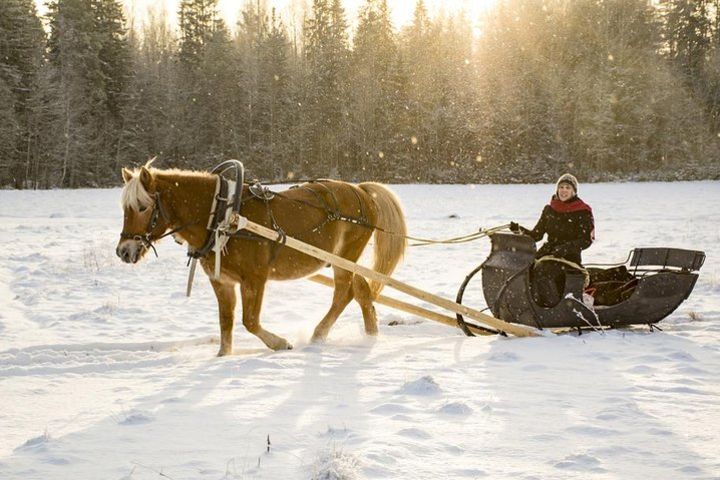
top-left (34, 0), bottom-right (499, 32)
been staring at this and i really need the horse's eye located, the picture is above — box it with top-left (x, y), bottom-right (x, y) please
top-left (139, 206), bottom-right (148, 213)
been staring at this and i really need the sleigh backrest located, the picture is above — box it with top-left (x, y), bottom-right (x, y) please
top-left (629, 248), bottom-right (705, 273)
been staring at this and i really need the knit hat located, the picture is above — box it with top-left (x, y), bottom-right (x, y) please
top-left (556, 173), bottom-right (578, 194)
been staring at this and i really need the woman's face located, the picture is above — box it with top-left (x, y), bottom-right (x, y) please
top-left (557, 183), bottom-right (575, 201)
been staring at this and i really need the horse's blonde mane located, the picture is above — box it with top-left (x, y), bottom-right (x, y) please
top-left (121, 159), bottom-right (214, 211)
top-left (121, 173), bottom-right (154, 212)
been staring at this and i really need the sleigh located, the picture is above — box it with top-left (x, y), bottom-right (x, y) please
top-left (456, 232), bottom-right (705, 332)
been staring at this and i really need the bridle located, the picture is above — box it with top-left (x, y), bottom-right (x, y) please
top-left (120, 192), bottom-right (193, 257)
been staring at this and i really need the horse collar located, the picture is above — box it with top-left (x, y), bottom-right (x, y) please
top-left (186, 160), bottom-right (246, 283)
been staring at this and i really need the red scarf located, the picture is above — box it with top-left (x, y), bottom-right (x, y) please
top-left (549, 196), bottom-right (595, 240)
top-left (549, 195), bottom-right (592, 214)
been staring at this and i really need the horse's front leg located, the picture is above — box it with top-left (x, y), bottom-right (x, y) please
top-left (210, 279), bottom-right (237, 356)
top-left (240, 275), bottom-right (293, 351)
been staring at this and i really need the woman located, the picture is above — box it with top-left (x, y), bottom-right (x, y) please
top-left (510, 173), bottom-right (594, 306)
top-left (510, 173), bottom-right (594, 265)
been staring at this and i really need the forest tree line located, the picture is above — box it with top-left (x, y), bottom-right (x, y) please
top-left (1, 0), bottom-right (720, 188)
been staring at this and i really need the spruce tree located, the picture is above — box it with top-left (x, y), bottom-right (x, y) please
top-left (257, 9), bottom-right (294, 178)
top-left (176, 0), bottom-right (223, 165)
top-left (303, 0), bottom-right (350, 176)
top-left (0, 0), bottom-right (45, 187)
top-left (46, 0), bottom-right (105, 187)
top-left (122, 5), bottom-right (177, 164)
top-left (348, 0), bottom-right (397, 178)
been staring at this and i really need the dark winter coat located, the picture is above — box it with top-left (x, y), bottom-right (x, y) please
top-left (520, 196), bottom-right (594, 265)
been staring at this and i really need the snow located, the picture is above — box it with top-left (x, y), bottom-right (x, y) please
top-left (1, 181), bottom-right (719, 479)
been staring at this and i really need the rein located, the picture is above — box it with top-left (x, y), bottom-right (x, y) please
top-left (266, 183), bottom-right (505, 246)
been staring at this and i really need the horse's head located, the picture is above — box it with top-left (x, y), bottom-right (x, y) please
top-left (116, 164), bottom-right (170, 264)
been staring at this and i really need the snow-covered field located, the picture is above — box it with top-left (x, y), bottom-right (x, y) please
top-left (1, 181), bottom-right (719, 480)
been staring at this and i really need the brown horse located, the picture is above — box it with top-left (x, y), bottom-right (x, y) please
top-left (116, 164), bottom-right (407, 355)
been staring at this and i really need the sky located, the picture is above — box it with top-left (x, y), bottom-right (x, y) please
top-left (35, 0), bottom-right (499, 32)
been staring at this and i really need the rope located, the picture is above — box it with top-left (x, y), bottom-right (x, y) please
top-left (407, 224), bottom-right (510, 247)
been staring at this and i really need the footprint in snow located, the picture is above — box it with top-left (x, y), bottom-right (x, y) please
top-left (398, 375), bottom-right (442, 396)
top-left (397, 427), bottom-right (432, 439)
top-left (18, 432), bottom-right (51, 450)
top-left (487, 351), bottom-right (519, 362)
top-left (438, 402), bottom-right (473, 416)
top-left (553, 453), bottom-right (606, 472)
top-left (370, 403), bottom-right (412, 415)
top-left (451, 468), bottom-right (488, 477)
top-left (319, 425), bottom-right (355, 441)
top-left (119, 410), bottom-right (154, 425)
top-left (565, 425), bottom-right (619, 436)
top-left (237, 358), bottom-right (282, 370)
top-left (678, 465), bottom-right (704, 474)
top-left (626, 364), bottom-right (654, 374)
top-left (668, 351), bottom-right (697, 362)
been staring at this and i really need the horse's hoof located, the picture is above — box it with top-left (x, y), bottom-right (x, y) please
top-left (217, 348), bottom-right (232, 357)
top-left (272, 341), bottom-right (293, 351)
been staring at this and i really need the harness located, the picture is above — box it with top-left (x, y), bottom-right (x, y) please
top-left (288, 180), bottom-right (369, 233)
top-left (186, 160), bottom-right (246, 295)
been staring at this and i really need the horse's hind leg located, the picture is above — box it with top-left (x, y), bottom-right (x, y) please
top-left (352, 275), bottom-right (378, 336)
top-left (311, 267), bottom-right (354, 343)
top-left (240, 276), bottom-right (293, 351)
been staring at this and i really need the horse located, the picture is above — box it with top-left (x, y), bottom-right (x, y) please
top-left (116, 163), bottom-right (407, 356)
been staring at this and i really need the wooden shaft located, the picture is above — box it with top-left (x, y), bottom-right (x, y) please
top-left (242, 220), bottom-right (539, 337)
top-left (308, 274), bottom-right (494, 336)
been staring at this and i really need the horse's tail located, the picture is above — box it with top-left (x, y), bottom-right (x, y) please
top-left (358, 182), bottom-right (407, 299)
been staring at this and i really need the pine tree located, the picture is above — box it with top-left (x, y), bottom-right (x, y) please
top-left (257, 8), bottom-right (294, 178)
top-left (46, 0), bottom-right (105, 187)
top-left (348, 0), bottom-right (397, 178)
top-left (178, 0), bottom-right (221, 67)
top-left (0, 77), bottom-right (20, 181)
top-left (661, 0), bottom-right (711, 83)
top-left (236, 0), bottom-right (267, 164)
top-left (176, 0), bottom-right (224, 165)
top-left (397, 0), bottom-right (433, 180)
top-left (0, 0), bottom-right (45, 187)
top-left (95, 0), bottom-right (132, 176)
top-left (123, 4), bottom-right (178, 163)
top-left (475, 0), bottom-right (562, 180)
top-left (303, 0), bottom-right (350, 176)
top-left (41, 0), bottom-right (132, 187)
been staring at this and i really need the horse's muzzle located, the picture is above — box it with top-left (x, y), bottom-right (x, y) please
top-left (116, 240), bottom-right (145, 264)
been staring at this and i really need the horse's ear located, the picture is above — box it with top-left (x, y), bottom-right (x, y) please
top-left (121, 168), bottom-right (133, 184)
top-left (139, 166), bottom-right (155, 192)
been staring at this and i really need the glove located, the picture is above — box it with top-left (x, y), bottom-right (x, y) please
top-left (509, 222), bottom-right (520, 233)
